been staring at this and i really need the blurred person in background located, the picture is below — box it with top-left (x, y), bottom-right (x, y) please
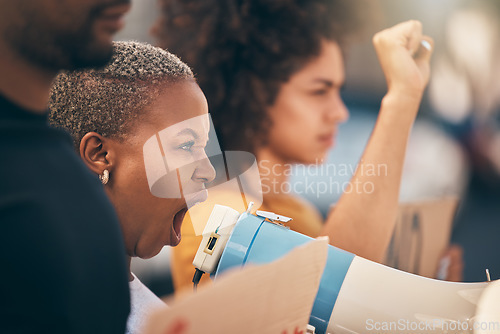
top-left (152, 0), bottom-right (438, 292)
top-left (429, 0), bottom-right (500, 281)
top-left (49, 41), bottom-right (216, 334)
top-left (0, 1), bottom-right (132, 333)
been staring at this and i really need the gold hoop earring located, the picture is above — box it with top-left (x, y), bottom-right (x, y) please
top-left (99, 169), bottom-right (109, 185)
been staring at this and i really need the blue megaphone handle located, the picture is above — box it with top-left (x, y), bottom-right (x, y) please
top-left (215, 213), bottom-right (355, 334)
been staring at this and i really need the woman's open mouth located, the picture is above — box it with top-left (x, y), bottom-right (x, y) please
top-left (172, 207), bottom-right (188, 244)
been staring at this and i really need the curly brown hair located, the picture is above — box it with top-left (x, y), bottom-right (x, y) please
top-left (153, 0), bottom-right (372, 153)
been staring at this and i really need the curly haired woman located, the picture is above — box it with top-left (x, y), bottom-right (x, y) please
top-left (151, 0), bottom-right (436, 292)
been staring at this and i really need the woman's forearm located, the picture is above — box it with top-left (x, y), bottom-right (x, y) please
top-left (322, 92), bottom-right (421, 262)
top-left (321, 20), bottom-right (433, 262)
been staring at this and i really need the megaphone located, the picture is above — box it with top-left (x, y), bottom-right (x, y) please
top-left (193, 205), bottom-right (492, 334)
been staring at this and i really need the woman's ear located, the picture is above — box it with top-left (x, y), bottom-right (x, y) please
top-left (79, 132), bottom-right (114, 175)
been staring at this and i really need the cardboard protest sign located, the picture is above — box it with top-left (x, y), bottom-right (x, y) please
top-left (384, 197), bottom-right (458, 278)
top-left (143, 238), bottom-right (329, 334)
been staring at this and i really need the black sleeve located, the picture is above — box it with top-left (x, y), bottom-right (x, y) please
top-left (0, 196), bottom-right (129, 334)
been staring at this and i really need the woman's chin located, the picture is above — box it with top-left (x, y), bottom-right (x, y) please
top-left (136, 246), bottom-right (164, 260)
top-left (296, 154), bottom-right (328, 165)
top-left (314, 151), bottom-right (330, 164)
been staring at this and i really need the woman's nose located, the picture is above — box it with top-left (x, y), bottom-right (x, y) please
top-left (193, 157), bottom-right (216, 183)
top-left (326, 93), bottom-right (349, 124)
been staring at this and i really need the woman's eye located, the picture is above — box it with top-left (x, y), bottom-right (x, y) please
top-left (311, 89), bottom-right (328, 96)
top-left (178, 140), bottom-right (195, 152)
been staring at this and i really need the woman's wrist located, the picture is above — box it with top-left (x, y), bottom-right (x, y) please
top-left (386, 85), bottom-right (424, 103)
top-left (379, 89), bottom-right (423, 125)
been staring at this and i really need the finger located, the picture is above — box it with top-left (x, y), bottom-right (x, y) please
top-left (414, 36), bottom-right (434, 80)
top-left (373, 20), bottom-right (422, 51)
top-left (404, 20), bottom-right (424, 56)
top-left (386, 20), bottom-right (423, 54)
top-left (414, 36), bottom-right (434, 64)
top-left (447, 258), bottom-right (465, 282)
top-left (446, 244), bottom-right (464, 258)
top-left (164, 319), bottom-right (189, 334)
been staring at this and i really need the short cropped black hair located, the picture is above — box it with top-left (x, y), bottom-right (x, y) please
top-left (154, 0), bottom-right (371, 152)
top-left (49, 41), bottom-right (194, 148)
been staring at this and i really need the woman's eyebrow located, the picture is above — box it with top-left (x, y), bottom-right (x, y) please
top-left (312, 78), bottom-right (344, 88)
top-left (175, 128), bottom-right (199, 139)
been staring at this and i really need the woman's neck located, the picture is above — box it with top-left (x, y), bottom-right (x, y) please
top-left (256, 147), bottom-right (292, 196)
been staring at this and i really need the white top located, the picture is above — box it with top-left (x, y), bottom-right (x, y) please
top-left (126, 273), bottom-right (165, 334)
